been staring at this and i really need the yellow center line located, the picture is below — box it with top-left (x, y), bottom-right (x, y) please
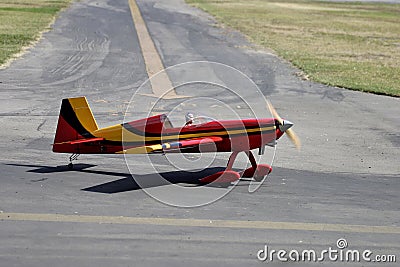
top-left (128, 0), bottom-right (182, 99)
top-left (1, 212), bottom-right (399, 234)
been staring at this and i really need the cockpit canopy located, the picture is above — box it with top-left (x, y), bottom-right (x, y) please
top-left (123, 114), bottom-right (173, 134)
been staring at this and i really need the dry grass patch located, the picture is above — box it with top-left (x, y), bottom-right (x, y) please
top-left (186, 0), bottom-right (400, 96)
top-left (0, 0), bottom-right (72, 67)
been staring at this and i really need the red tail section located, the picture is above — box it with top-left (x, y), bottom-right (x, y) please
top-left (53, 97), bottom-right (98, 151)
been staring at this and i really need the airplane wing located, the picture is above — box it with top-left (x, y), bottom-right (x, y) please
top-left (69, 137), bottom-right (105, 145)
top-left (118, 136), bottom-right (223, 154)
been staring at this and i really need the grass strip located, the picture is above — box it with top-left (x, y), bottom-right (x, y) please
top-left (0, 0), bottom-right (72, 67)
top-left (186, 0), bottom-right (400, 96)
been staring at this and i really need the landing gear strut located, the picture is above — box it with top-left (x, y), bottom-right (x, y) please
top-left (68, 153), bottom-right (80, 169)
top-left (199, 150), bottom-right (272, 184)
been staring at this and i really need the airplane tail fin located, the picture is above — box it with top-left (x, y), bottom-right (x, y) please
top-left (53, 97), bottom-right (98, 147)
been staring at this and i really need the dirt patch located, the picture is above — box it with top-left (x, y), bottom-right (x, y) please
top-left (270, 2), bottom-right (353, 12)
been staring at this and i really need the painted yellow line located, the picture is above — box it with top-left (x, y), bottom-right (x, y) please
top-left (1, 212), bottom-right (399, 234)
top-left (128, 0), bottom-right (180, 99)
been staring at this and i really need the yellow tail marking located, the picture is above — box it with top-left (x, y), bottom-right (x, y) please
top-left (68, 97), bottom-right (99, 133)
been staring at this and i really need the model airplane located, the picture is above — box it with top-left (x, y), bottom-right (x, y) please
top-left (53, 97), bottom-right (300, 183)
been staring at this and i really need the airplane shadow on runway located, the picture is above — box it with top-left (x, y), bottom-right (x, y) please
top-left (6, 163), bottom-right (232, 194)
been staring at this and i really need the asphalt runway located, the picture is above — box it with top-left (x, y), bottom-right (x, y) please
top-left (0, 0), bottom-right (399, 266)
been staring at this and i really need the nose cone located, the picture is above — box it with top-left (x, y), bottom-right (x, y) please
top-left (279, 120), bottom-right (294, 132)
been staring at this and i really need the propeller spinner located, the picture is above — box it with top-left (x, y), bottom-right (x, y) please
top-left (267, 100), bottom-right (301, 150)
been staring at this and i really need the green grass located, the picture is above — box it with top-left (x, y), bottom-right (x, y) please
top-left (0, 0), bottom-right (72, 67)
top-left (186, 0), bottom-right (400, 96)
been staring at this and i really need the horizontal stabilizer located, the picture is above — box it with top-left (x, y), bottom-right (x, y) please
top-left (69, 137), bottom-right (104, 145)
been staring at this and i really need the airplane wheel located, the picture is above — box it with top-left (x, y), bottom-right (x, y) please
top-left (252, 164), bottom-right (273, 182)
top-left (68, 163), bottom-right (74, 169)
top-left (242, 166), bottom-right (256, 178)
top-left (200, 170), bottom-right (240, 184)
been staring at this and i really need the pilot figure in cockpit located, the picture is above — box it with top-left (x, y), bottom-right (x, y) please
top-left (185, 112), bottom-right (194, 126)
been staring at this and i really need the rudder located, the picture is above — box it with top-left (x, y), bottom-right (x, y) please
top-left (53, 97), bottom-right (98, 146)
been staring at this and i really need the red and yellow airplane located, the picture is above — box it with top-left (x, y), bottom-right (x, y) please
top-left (53, 97), bottom-right (300, 183)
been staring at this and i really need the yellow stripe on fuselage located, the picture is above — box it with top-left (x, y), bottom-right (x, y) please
top-left (92, 124), bottom-right (276, 143)
top-left (116, 144), bottom-right (163, 154)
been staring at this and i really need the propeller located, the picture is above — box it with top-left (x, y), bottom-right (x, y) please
top-left (267, 100), bottom-right (301, 150)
